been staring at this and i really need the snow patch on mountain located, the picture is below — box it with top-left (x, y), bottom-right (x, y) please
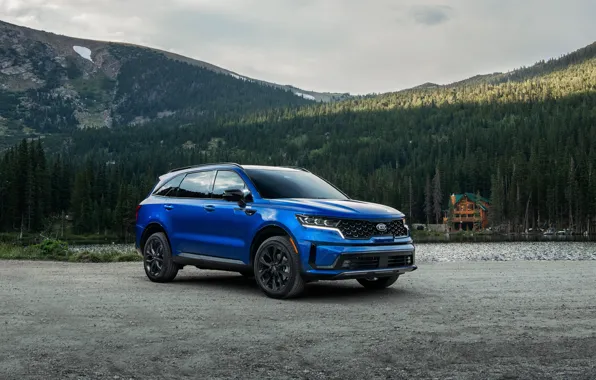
top-left (73, 46), bottom-right (93, 62)
top-left (293, 92), bottom-right (316, 101)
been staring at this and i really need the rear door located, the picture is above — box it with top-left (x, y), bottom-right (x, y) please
top-left (167, 170), bottom-right (216, 255)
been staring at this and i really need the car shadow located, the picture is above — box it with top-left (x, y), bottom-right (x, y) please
top-left (299, 282), bottom-right (419, 303)
top-left (170, 270), bottom-right (420, 303)
top-left (173, 272), bottom-right (260, 292)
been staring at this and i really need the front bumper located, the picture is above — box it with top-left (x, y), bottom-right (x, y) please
top-left (299, 240), bottom-right (417, 281)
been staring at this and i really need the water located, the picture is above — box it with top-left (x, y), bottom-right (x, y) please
top-left (413, 233), bottom-right (596, 243)
top-left (71, 242), bottom-right (596, 263)
top-left (69, 244), bottom-right (137, 255)
top-left (415, 241), bottom-right (596, 263)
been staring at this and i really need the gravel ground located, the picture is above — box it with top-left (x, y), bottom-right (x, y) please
top-left (1, 259), bottom-right (596, 380)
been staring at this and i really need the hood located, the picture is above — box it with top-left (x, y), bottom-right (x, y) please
top-left (266, 199), bottom-right (405, 219)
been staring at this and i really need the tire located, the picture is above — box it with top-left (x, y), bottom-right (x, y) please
top-left (254, 236), bottom-right (305, 299)
top-left (143, 232), bottom-right (179, 283)
top-left (357, 275), bottom-right (399, 290)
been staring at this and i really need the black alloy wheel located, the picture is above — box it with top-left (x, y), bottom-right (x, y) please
top-left (145, 237), bottom-right (164, 276)
top-left (258, 244), bottom-right (290, 291)
top-left (143, 232), bottom-right (179, 283)
top-left (254, 236), bottom-right (305, 299)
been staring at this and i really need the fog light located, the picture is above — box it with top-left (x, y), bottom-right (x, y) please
top-left (406, 256), bottom-right (412, 265)
top-left (342, 260), bottom-right (351, 268)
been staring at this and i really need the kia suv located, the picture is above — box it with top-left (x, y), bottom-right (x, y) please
top-left (135, 163), bottom-right (417, 299)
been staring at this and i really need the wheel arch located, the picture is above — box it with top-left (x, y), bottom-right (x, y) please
top-left (249, 223), bottom-right (298, 265)
top-left (140, 222), bottom-right (171, 252)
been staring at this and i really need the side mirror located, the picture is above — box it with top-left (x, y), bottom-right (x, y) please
top-left (223, 189), bottom-right (252, 205)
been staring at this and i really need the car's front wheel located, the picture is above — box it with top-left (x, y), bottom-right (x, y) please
top-left (254, 236), bottom-right (305, 299)
top-left (357, 275), bottom-right (399, 289)
top-left (143, 232), bottom-right (178, 283)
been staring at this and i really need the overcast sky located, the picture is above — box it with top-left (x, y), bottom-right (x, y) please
top-left (2, 0), bottom-right (595, 94)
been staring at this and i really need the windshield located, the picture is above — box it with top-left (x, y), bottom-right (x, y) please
top-left (245, 169), bottom-right (348, 200)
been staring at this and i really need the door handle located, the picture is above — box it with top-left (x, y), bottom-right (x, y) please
top-left (204, 205), bottom-right (216, 212)
top-left (164, 204), bottom-right (174, 210)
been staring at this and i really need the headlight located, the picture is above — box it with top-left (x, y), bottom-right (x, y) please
top-left (296, 215), bottom-right (341, 228)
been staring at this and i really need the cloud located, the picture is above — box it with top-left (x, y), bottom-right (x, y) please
top-left (1, 0), bottom-right (596, 94)
top-left (410, 5), bottom-right (452, 26)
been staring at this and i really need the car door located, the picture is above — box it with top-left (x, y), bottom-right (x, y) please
top-left (200, 170), bottom-right (257, 262)
top-left (166, 170), bottom-right (216, 255)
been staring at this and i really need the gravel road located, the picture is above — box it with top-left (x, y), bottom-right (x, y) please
top-left (1, 260), bottom-right (595, 380)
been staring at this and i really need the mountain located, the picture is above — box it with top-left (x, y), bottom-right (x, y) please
top-left (408, 82), bottom-right (441, 90)
top-left (405, 41), bottom-right (596, 91)
top-left (0, 20), bottom-right (350, 146)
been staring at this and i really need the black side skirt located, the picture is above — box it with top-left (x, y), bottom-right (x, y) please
top-left (173, 252), bottom-right (251, 272)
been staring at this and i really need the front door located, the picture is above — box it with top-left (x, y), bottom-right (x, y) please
top-left (200, 170), bottom-right (257, 262)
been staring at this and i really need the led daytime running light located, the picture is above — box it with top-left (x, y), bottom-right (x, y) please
top-left (297, 215), bottom-right (340, 228)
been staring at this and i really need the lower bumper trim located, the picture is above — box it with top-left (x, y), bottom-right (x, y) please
top-left (304, 265), bottom-right (417, 281)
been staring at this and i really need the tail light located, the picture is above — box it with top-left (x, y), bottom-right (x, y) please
top-left (136, 205), bottom-right (142, 222)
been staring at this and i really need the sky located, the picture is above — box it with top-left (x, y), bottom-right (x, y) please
top-left (1, 0), bottom-right (595, 94)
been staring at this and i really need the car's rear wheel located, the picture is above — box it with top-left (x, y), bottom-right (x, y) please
top-left (254, 236), bottom-right (304, 299)
top-left (143, 232), bottom-right (178, 283)
top-left (357, 275), bottom-right (399, 289)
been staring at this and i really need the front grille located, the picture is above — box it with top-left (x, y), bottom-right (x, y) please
top-left (337, 219), bottom-right (408, 239)
top-left (336, 253), bottom-right (414, 270)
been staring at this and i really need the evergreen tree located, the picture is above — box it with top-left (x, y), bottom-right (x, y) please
top-left (432, 167), bottom-right (442, 224)
top-left (424, 176), bottom-right (432, 226)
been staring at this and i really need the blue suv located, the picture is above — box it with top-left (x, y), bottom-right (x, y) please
top-left (135, 163), bottom-right (417, 298)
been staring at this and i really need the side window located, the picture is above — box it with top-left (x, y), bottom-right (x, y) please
top-left (177, 171), bottom-right (215, 198)
top-left (211, 171), bottom-right (246, 199)
top-left (153, 175), bottom-right (184, 197)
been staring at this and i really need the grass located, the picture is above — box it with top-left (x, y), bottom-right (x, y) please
top-left (0, 242), bottom-right (141, 263)
top-left (0, 232), bottom-right (130, 245)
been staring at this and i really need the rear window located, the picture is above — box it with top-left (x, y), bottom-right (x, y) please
top-left (153, 174), bottom-right (184, 197)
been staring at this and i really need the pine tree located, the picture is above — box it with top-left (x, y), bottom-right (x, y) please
top-left (424, 175), bottom-right (431, 225)
top-left (432, 167), bottom-right (442, 224)
top-left (489, 171), bottom-right (504, 227)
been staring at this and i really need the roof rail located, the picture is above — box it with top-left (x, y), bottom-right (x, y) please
top-left (167, 162), bottom-right (243, 173)
top-left (284, 166), bottom-right (310, 172)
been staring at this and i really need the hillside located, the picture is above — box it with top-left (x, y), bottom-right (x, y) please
top-left (0, 20), bottom-right (352, 146)
top-left (407, 41), bottom-right (596, 90)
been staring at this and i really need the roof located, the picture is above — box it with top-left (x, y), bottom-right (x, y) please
top-left (453, 192), bottom-right (490, 210)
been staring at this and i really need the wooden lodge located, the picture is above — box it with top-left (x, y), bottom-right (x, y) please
top-left (443, 193), bottom-right (490, 231)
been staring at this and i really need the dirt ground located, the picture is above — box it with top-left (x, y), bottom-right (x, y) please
top-left (1, 260), bottom-right (595, 380)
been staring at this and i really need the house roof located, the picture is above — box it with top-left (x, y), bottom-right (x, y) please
top-left (453, 193), bottom-right (490, 210)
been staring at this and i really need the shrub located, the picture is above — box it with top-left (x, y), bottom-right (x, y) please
top-left (34, 239), bottom-right (69, 258)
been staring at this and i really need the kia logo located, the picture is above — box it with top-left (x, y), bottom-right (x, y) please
top-left (376, 223), bottom-right (387, 232)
